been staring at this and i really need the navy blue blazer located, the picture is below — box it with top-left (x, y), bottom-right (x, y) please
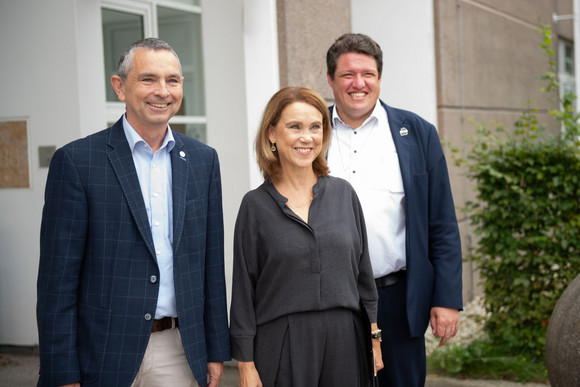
top-left (330, 101), bottom-right (463, 337)
top-left (37, 118), bottom-right (230, 386)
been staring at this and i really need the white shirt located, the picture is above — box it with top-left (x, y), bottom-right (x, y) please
top-left (327, 101), bottom-right (406, 278)
top-left (123, 115), bottom-right (177, 318)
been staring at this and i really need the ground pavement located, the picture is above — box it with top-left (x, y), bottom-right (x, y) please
top-left (0, 352), bottom-right (551, 387)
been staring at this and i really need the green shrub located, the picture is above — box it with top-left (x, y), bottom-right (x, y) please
top-left (448, 23), bottom-right (580, 363)
top-left (428, 339), bottom-right (548, 383)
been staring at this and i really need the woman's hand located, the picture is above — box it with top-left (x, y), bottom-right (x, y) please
top-left (238, 361), bottom-right (263, 387)
top-left (372, 339), bottom-right (384, 376)
top-left (370, 323), bottom-right (384, 376)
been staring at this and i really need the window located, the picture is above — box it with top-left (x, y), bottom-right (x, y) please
top-left (101, 0), bottom-right (206, 142)
top-left (558, 39), bottom-right (575, 108)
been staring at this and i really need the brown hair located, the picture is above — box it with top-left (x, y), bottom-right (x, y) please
top-left (326, 33), bottom-right (383, 80)
top-left (255, 87), bottom-right (331, 182)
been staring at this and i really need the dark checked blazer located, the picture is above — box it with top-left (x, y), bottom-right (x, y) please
top-left (330, 100), bottom-right (463, 337)
top-left (37, 117), bottom-right (230, 386)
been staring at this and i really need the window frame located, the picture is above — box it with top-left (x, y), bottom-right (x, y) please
top-left (101, 0), bottom-right (207, 134)
top-left (558, 39), bottom-right (575, 101)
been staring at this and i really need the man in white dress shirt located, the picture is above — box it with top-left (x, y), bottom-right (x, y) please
top-left (326, 33), bottom-right (463, 387)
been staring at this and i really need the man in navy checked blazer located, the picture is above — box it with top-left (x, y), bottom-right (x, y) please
top-left (37, 38), bottom-right (230, 386)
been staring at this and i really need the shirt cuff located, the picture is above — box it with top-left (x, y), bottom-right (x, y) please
top-left (230, 335), bottom-right (255, 362)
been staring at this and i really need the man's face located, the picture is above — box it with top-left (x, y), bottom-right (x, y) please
top-left (112, 49), bottom-right (183, 133)
top-left (327, 52), bottom-right (381, 128)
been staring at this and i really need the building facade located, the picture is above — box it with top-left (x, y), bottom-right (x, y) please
top-left (0, 0), bottom-right (573, 346)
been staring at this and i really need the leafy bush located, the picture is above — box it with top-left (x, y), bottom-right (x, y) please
top-left (428, 339), bottom-right (548, 383)
top-left (447, 23), bottom-right (580, 364)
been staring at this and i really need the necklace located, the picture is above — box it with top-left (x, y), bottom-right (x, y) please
top-left (286, 195), bottom-right (313, 209)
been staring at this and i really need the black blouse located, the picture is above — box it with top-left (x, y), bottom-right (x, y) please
top-left (229, 175), bottom-right (378, 361)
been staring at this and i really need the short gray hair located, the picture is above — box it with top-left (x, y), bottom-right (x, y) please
top-left (116, 38), bottom-right (182, 81)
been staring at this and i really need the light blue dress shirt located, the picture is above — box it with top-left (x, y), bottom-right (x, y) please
top-left (123, 115), bottom-right (177, 318)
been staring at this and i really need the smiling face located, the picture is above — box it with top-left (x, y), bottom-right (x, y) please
top-left (268, 101), bottom-right (324, 175)
top-left (111, 48), bottom-right (183, 135)
top-left (327, 52), bottom-right (381, 128)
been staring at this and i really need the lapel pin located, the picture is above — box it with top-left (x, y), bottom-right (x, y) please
top-left (399, 127), bottom-right (409, 136)
top-left (179, 151), bottom-right (186, 159)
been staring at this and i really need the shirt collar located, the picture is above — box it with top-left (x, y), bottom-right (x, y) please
top-left (332, 100), bottom-right (384, 129)
top-left (122, 114), bottom-right (176, 153)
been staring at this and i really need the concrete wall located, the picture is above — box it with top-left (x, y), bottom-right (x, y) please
top-left (276, 0), bottom-right (350, 97)
top-left (556, 0), bottom-right (574, 40)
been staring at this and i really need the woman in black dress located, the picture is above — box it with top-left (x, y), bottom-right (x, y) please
top-left (230, 86), bottom-right (383, 387)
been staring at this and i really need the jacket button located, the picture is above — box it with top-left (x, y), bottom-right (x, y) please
top-left (144, 313), bottom-right (152, 321)
top-left (150, 275), bottom-right (157, 283)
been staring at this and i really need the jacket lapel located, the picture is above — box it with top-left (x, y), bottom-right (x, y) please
top-left (170, 135), bottom-right (188, 255)
top-left (383, 101), bottom-right (412, 195)
top-left (106, 119), bottom-right (156, 259)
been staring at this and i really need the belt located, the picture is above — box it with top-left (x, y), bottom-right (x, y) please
top-left (152, 317), bottom-right (179, 332)
top-left (375, 270), bottom-right (405, 288)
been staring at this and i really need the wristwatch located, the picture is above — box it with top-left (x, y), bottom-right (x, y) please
top-left (371, 329), bottom-right (382, 341)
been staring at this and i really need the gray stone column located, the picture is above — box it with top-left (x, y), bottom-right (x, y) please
top-left (546, 273), bottom-right (580, 386)
top-left (276, 0), bottom-right (350, 100)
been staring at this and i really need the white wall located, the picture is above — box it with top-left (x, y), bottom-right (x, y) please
top-left (75, 0), bottom-right (109, 138)
top-left (0, 0), bottom-right (82, 345)
top-left (202, 0), bottom-right (253, 309)
top-left (243, 0), bottom-right (280, 190)
top-left (352, 0), bottom-right (438, 125)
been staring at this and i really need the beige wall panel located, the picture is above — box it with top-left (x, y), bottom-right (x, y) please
top-left (436, 0), bottom-right (562, 112)
top-left (475, 0), bottom-right (554, 25)
top-left (555, 0), bottom-right (574, 40)
top-left (461, 4), bottom-right (556, 109)
top-left (435, 0), bottom-right (462, 108)
top-left (277, 0), bottom-right (350, 98)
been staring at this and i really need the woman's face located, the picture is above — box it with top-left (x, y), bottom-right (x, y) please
top-left (268, 101), bottom-right (324, 174)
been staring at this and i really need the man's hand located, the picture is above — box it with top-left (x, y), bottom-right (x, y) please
top-left (430, 307), bottom-right (460, 346)
top-left (204, 362), bottom-right (224, 387)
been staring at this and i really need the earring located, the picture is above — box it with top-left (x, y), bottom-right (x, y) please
top-left (271, 144), bottom-right (277, 152)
